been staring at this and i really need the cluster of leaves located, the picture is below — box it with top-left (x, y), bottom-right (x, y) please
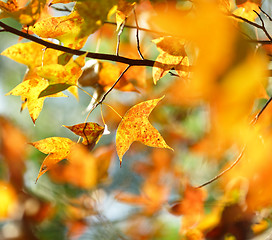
top-left (1, 0), bottom-right (272, 239)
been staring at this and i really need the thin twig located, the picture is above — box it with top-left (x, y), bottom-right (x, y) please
top-left (82, 65), bottom-right (131, 145)
top-left (251, 95), bottom-right (272, 125)
top-left (253, 10), bottom-right (272, 42)
top-left (116, 20), bottom-right (126, 56)
top-left (133, 9), bottom-right (144, 60)
top-left (50, 5), bottom-right (72, 12)
top-left (104, 20), bottom-right (167, 35)
top-left (196, 147), bottom-right (246, 188)
top-left (259, 6), bottom-right (272, 21)
top-left (230, 13), bottom-right (262, 29)
top-left (197, 94), bottom-right (272, 188)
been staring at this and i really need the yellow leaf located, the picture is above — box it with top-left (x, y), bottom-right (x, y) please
top-left (116, 96), bottom-right (173, 164)
top-left (64, 122), bottom-right (104, 150)
top-left (1, 42), bottom-right (61, 68)
top-left (233, 2), bottom-right (260, 22)
top-left (30, 137), bottom-right (75, 182)
top-left (6, 78), bottom-right (66, 123)
top-left (32, 0), bottom-right (116, 49)
top-left (36, 54), bottom-right (86, 98)
top-left (152, 37), bottom-right (189, 84)
top-left (116, 0), bottom-right (135, 30)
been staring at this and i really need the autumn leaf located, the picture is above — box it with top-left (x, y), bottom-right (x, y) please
top-left (6, 78), bottom-right (66, 123)
top-left (116, 0), bottom-right (135, 30)
top-left (49, 144), bottom-right (113, 188)
top-left (30, 137), bottom-right (75, 182)
top-left (0, 0), bottom-right (47, 25)
top-left (37, 54), bottom-right (86, 98)
top-left (1, 42), bottom-right (62, 69)
top-left (152, 37), bottom-right (189, 84)
top-left (233, 1), bottom-right (260, 22)
top-left (78, 61), bottom-right (139, 92)
top-left (32, 0), bottom-right (116, 49)
top-left (64, 122), bottom-right (104, 150)
top-left (116, 96), bottom-right (173, 164)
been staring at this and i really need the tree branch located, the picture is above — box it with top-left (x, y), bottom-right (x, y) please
top-left (0, 21), bottom-right (191, 72)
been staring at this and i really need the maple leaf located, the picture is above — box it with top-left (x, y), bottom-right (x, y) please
top-left (36, 54), bottom-right (86, 98)
top-left (6, 78), bottom-right (66, 123)
top-left (30, 137), bottom-right (75, 182)
top-left (32, 0), bottom-right (116, 49)
top-left (116, 0), bottom-right (135, 30)
top-left (116, 96), bottom-right (173, 164)
top-left (152, 37), bottom-right (189, 84)
top-left (64, 122), bottom-right (104, 150)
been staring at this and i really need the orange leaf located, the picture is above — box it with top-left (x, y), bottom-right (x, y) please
top-left (30, 137), bottom-right (75, 182)
top-left (6, 78), bottom-right (66, 123)
top-left (116, 96), bottom-right (173, 164)
top-left (64, 122), bottom-right (104, 150)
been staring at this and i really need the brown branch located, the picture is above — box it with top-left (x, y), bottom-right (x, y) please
top-left (253, 10), bottom-right (272, 42)
top-left (230, 13), bottom-right (262, 29)
top-left (196, 147), bottom-right (245, 188)
top-left (0, 20), bottom-right (191, 72)
top-left (197, 94), bottom-right (272, 188)
top-left (259, 6), bottom-right (272, 21)
top-left (103, 20), bottom-right (167, 36)
top-left (133, 9), bottom-right (144, 60)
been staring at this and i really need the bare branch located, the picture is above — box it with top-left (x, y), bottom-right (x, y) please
top-left (133, 9), bottom-right (144, 60)
top-left (116, 20), bottom-right (126, 56)
top-left (197, 94), bottom-right (272, 188)
top-left (196, 147), bottom-right (245, 188)
top-left (253, 10), bottom-right (272, 42)
top-left (259, 6), bottom-right (272, 21)
top-left (230, 13), bottom-right (262, 29)
top-left (0, 21), bottom-right (192, 72)
top-left (104, 20), bottom-right (167, 36)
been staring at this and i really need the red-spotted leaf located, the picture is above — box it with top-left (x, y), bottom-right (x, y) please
top-left (64, 122), bottom-right (104, 150)
top-left (116, 96), bottom-right (173, 164)
top-left (30, 137), bottom-right (75, 182)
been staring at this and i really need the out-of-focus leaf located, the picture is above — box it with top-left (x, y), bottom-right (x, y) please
top-left (116, 96), bottom-right (173, 164)
top-left (49, 144), bottom-right (113, 188)
top-left (0, 116), bottom-right (27, 189)
top-left (0, 0), bottom-right (47, 25)
top-left (168, 185), bottom-right (205, 233)
top-left (0, 181), bottom-right (18, 219)
top-left (30, 137), bottom-right (75, 182)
